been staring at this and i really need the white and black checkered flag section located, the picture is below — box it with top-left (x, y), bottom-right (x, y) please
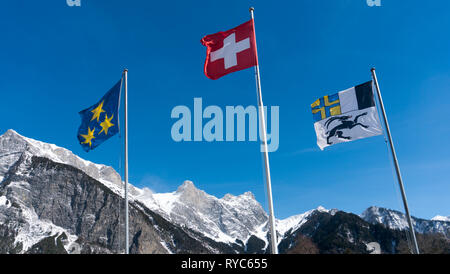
top-left (311, 81), bottom-right (383, 150)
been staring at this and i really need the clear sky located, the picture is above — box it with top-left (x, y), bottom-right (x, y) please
top-left (1, 0), bottom-right (449, 219)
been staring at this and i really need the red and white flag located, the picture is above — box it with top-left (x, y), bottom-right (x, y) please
top-left (201, 19), bottom-right (258, 80)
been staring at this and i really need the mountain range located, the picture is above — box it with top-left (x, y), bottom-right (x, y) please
top-left (0, 129), bottom-right (448, 254)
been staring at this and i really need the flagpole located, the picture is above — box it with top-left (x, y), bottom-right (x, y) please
top-left (123, 68), bottom-right (129, 254)
top-left (250, 7), bottom-right (278, 255)
top-left (371, 68), bottom-right (419, 254)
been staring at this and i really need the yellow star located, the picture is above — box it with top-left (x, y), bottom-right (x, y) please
top-left (91, 101), bottom-right (106, 122)
top-left (99, 114), bottom-right (114, 135)
top-left (80, 127), bottom-right (95, 147)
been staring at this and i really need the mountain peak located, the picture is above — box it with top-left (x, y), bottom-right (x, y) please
top-left (1, 129), bottom-right (27, 143)
top-left (222, 193), bottom-right (234, 199)
top-left (175, 180), bottom-right (208, 204)
top-left (241, 191), bottom-right (255, 199)
top-left (3, 129), bottom-right (21, 137)
top-left (176, 180), bottom-right (197, 192)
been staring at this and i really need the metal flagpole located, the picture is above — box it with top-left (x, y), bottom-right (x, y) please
top-left (123, 68), bottom-right (129, 254)
top-left (371, 68), bottom-right (420, 254)
top-left (250, 7), bottom-right (278, 255)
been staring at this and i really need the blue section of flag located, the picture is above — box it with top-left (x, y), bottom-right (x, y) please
top-left (311, 92), bottom-right (341, 122)
top-left (77, 79), bottom-right (122, 152)
top-left (312, 97), bottom-right (324, 122)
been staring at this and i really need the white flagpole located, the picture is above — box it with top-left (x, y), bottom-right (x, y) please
top-left (371, 68), bottom-right (420, 254)
top-left (250, 7), bottom-right (278, 255)
top-left (123, 68), bottom-right (129, 254)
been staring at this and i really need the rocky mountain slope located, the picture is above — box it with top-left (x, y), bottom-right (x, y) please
top-left (137, 180), bottom-right (269, 246)
top-left (0, 129), bottom-right (448, 254)
top-left (361, 206), bottom-right (450, 238)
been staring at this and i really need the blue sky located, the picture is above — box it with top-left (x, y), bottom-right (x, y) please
top-left (0, 0), bottom-right (449, 220)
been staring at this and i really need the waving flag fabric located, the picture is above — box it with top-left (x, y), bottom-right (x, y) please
top-left (201, 19), bottom-right (257, 80)
top-left (77, 79), bottom-right (122, 152)
top-left (311, 81), bottom-right (383, 150)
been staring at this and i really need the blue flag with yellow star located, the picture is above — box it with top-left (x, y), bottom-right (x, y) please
top-left (77, 79), bottom-right (122, 152)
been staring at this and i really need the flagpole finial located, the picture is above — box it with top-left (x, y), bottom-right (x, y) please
top-left (249, 7), bottom-right (254, 12)
top-left (371, 67), bottom-right (376, 72)
top-left (124, 68), bottom-right (128, 72)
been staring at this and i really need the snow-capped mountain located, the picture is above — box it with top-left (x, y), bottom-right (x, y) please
top-left (361, 206), bottom-right (450, 237)
top-left (1, 129), bottom-right (448, 254)
top-left (0, 129), bottom-right (320, 250)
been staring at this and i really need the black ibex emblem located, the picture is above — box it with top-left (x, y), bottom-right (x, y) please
top-left (325, 112), bottom-right (369, 145)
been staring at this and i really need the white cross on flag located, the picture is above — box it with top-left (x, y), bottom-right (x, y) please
top-left (201, 19), bottom-right (257, 80)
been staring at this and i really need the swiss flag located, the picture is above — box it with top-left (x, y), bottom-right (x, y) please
top-left (201, 19), bottom-right (258, 80)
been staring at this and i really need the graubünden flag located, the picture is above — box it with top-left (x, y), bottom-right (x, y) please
top-left (201, 19), bottom-right (257, 80)
top-left (311, 81), bottom-right (383, 150)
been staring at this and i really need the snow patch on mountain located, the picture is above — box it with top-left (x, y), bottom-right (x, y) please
top-left (13, 202), bottom-right (78, 252)
top-left (0, 195), bottom-right (11, 208)
top-left (432, 215), bottom-right (450, 222)
top-left (276, 206), bottom-right (332, 240)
